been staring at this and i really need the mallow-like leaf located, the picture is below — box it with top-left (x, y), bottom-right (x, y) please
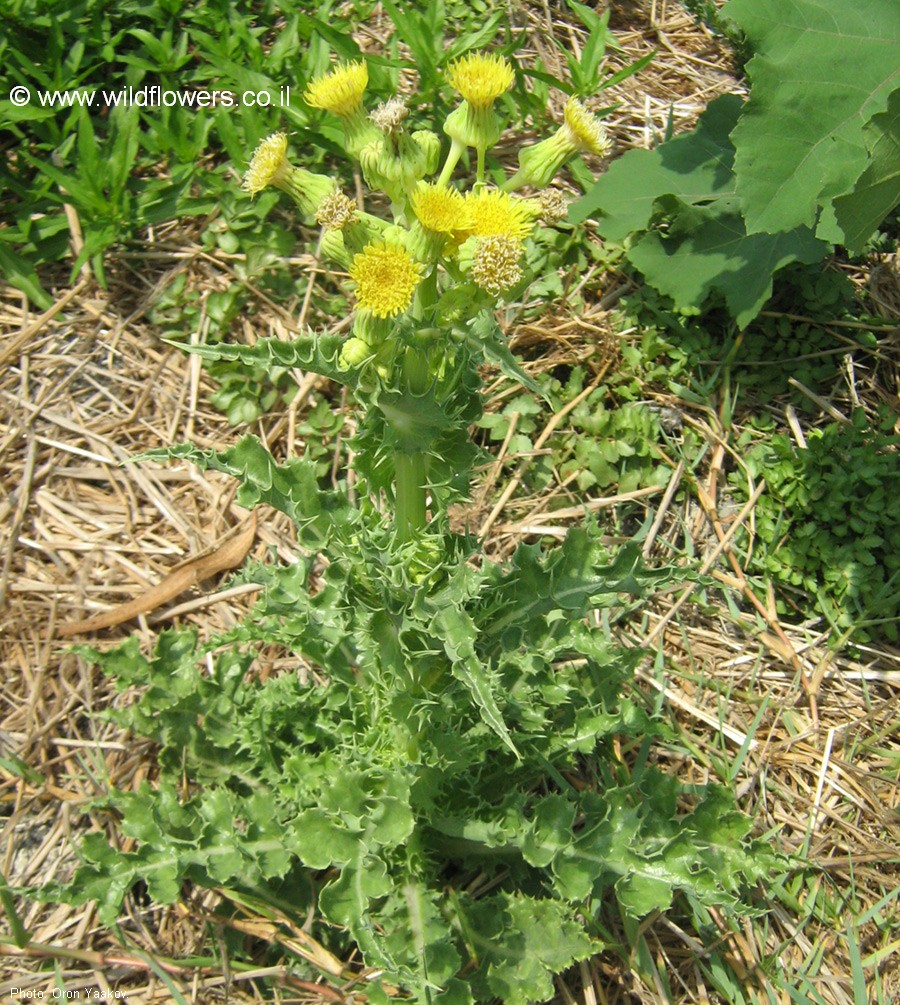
top-left (627, 199), bottom-right (826, 328)
top-left (830, 87), bottom-right (900, 252)
top-left (568, 94), bottom-right (744, 234)
top-left (725, 0), bottom-right (900, 237)
top-left (568, 95), bottom-right (828, 325)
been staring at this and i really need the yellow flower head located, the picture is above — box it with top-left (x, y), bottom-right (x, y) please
top-left (563, 97), bottom-right (611, 156)
top-left (411, 183), bottom-right (471, 235)
top-left (304, 61), bottom-right (369, 117)
top-left (243, 132), bottom-right (289, 195)
top-left (471, 236), bottom-right (524, 295)
top-left (465, 189), bottom-right (535, 242)
top-left (447, 52), bottom-right (514, 110)
top-left (349, 242), bottom-right (423, 319)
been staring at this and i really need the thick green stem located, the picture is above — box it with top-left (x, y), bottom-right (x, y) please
top-left (393, 344), bottom-right (431, 542)
top-left (437, 138), bottom-right (465, 187)
top-left (394, 451), bottom-right (427, 542)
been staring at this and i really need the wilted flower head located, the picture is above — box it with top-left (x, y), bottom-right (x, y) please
top-left (370, 97), bottom-right (409, 134)
top-left (539, 187), bottom-right (569, 222)
top-left (316, 190), bottom-right (357, 230)
top-left (243, 132), bottom-right (289, 195)
top-left (447, 52), bottom-right (514, 109)
top-left (304, 61), bottom-right (369, 117)
top-left (471, 235), bottom-right (524, 295)
top-left (349, 242), bottom-right (423, 318)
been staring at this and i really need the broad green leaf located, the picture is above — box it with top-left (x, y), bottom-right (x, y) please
top-left (627, 202), bottom-right (827, 328)
top-left (568, 93), bottom-right (745, 233)
top-left (568, 95), bottom-right (828, 325)
top-left (831, 87), bottom-right (900, 251)
top-left (725, 0), bottom-right (900, 234)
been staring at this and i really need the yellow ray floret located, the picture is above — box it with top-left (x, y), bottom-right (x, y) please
top-left (304, 61), bottom-right (369, 117)
top-left (243, 132), bottom-right (289, 195)
top-left (563, 97), bottom-right (611, 156)
top-left (447, 52), bottom-right (514, 110)
top-left (349, 242), bottom-right (423, 319)
top-left (465, 189), bottom-right (535, 242)
top-left (411, 183), bottom-right (471, 235)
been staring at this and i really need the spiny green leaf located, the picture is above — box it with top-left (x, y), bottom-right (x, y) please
top-left (431, 604), bottom-right (518, 757)
top-left (469, 894), bottom-right (595, 1005)
top-left (468, 311), bottom-right (548, 402)
top-left (289, 808), bottom-right (359, 868)
top-left (137, 435), bottom-right (343, 544)
top-left (165, 330), bottom-right (361, 389)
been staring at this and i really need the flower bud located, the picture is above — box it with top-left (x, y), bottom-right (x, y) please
top-left (411, 130), bottom-right (441, 175)
top-left (443, 101), bottom-right (503, 158)
top-left (507, 97), bottom-right (611, 190)
top-left (360, 129), bottom-right (438, 207)
top-left (339, 336), bottom-right (375, 370)
top-left (352, 309), bottom-right (391, 344)
top-left (242, 132), bottom-right (338, 220)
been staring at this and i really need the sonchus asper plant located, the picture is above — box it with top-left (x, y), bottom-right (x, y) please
top-left (46, 51), bottom-right (780, 1005)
